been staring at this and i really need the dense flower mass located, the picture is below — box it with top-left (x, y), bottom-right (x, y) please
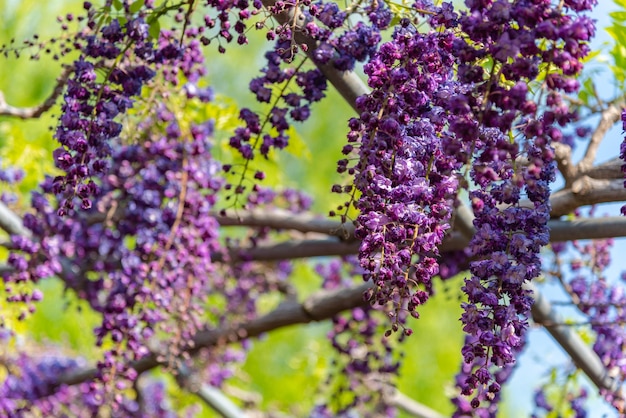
top-left (53, 17), bottom-right (156, 215)
top-left (428, 0), bottom-right (597, 411)
top-left (9, 103), bottom-right (226, 406)
top-left (349, 18), bottom-right (461, 329)
top-left (227, 0), bottom-right (390, 192)
top-left (5, 0), bottom-right (626, 416)
top-left (0, 346), bottom-right (185, 417)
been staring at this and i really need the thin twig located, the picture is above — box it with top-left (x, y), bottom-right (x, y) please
top-left (0, 66), bottom-right (72, 119)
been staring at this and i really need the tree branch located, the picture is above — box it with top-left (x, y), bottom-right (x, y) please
top-left (218, 217), bottom-right (626, 261)
top-left (226, 239), bottom-right (360, 261)
top-left (0, 66), bottom-right (71, 119)
top-left (550, 178), bottom-right (626, 217)
top-left (386, 390), bottom-right (444, 418)
top-left (554, 142), bottom-right (576, 186)
top-left (215, 208), bottom-right (355, 240)
top-left (527, 282), bottom-right (622, 396)
top-left (262, 0), bottom-right (368, 111)
top-left (577, 104), bottom-right (622, 175)
top-left (54, 275), bottom-right (625, 408)
top-left (4, 202), bottom-right (626, 265)
top-left (57, 282), bottom-right (373, 386)
top-left (586, 158), bottom-right (623, 180)
top-left (177, 365), bottom-right (248, 418)
top-left (0, 201), bottom-right (30, 237)
top-left (547, 216), bottom-right (626, 242)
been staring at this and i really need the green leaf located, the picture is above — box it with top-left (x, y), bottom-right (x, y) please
top-left (610, 11), bottom-right (626, 22)
top-left (606, 24), bottom-right (626, 45)
top-left (284, 126), bottom-right (311, 160)
top-left (148, 18), bottom-right (161, 40)
top-left (129, 0), bottom-right (145, 13)
top-left (581, 48), bottom-right (601, 63)
top-left (113, 0), bottom-right (123, 10)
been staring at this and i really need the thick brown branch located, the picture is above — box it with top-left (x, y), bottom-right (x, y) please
top-left (586, 158), bottom-right (623, 180)
top-left (216, 216), bottom-right (626, 261)
top-left (548, 216), bottom-right (626, 242)
top-left (57, 282), bottom-right (373, 386)
top-left (215, 208), bottom-right (355, 240)
top-left (227, 239), bottom-right (360, 261)
top-left (527, 282), bottom-right (622, 396)
top-left (577, 104), bottom-right (622, 175)
top-left (554, 142), bottom-right (576, 186)
top-left (55, 274), bottom-right (625, 406)
top-left (0, 66), bottom-right (71, 119)
top-left (550, 178), bottom-right (626, 217)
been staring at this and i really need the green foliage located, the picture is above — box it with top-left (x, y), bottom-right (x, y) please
top-left (27, 279), bottom-right (100, 353)
top-left (606, 0), bottom-right (626, 90)
top-left (242, 323), bottom-right (330, 415)
top-left (396, 276), bottom-right (465, 416)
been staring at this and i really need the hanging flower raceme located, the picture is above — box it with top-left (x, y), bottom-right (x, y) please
top-left (52, 16), bottom-right (158, 215)
top-left (443, 0), bottom-right (596, 412)
top-left (349, 18), bottom-right (462, 328)
top-left (228, 0), bottom-right (390, 192)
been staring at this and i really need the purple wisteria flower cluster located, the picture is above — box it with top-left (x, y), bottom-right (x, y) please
top-left (228, 0), bottom-right (390, 196)
top-left (52, 1), bottom-right (220, 216)
top-left (420, 0), bottom-right (597, 412)
top-left (3, 0), bottom-right (623, 416)
top-left (9, 104), bottom-right (224, 410)
top-left (349, 17), bottom-right (461, 330)
top-left (0, 347), bottom-right (185, 417)
top-left (312, 257), bottom-right (399, 416)
top-left (53, 10), bottom-right (156, 215)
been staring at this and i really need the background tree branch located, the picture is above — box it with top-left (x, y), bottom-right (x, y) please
top-left (0, 66), bottom-right (71, 119)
